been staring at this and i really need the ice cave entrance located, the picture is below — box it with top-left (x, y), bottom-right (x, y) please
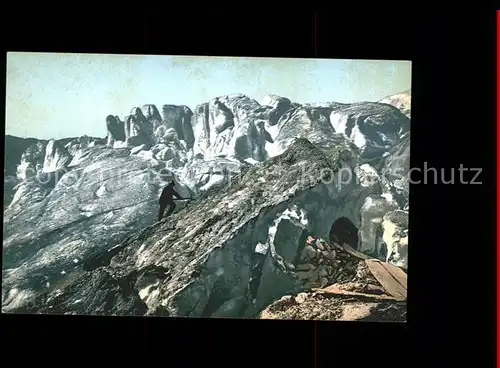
top-left (328, 216), bottom-right (359, 249)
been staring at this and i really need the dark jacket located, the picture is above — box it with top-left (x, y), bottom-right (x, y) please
top-left (159, 185), bottom-right (183, 204)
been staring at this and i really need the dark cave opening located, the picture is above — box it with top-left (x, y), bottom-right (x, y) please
top-left (293, 229), bottom-right (312, 265)
top-left (328, 216), bottom-right (359, 249)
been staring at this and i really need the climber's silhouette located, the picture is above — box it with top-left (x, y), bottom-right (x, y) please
top-left (158, 180), bottom-right (185, 221)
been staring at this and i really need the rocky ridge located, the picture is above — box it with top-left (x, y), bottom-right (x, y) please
top-left (3, 91), bottom-right (411, 320)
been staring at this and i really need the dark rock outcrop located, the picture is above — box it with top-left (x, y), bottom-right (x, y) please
top-left (12, 268), bottom-right (148, 316)
top-left (379, 136), bottom-right (410, 208)
top-left (259, 94), bottom-right (292, 125)
top-left (16, 140), bottom-right (48, 180)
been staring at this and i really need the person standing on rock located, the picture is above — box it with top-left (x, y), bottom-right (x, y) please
top-left (158, 180), bottom-right (186, 221)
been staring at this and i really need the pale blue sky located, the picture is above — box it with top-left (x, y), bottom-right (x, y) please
top-left (6, 52), bottom-right (411, 140)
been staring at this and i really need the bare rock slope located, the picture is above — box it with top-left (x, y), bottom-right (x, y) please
top-left (7, 138), bottom-right (380, 317)
top-left (3, 92), bottom-right (411, 319)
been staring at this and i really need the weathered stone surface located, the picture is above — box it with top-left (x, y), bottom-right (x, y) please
top-left (131, 144), bottom-right (147, 154)
top-left (3, 92), bottom-right (410, 320)
top-left (65, 136), bottom-right (105, 166)
top-left (379, 90), bottom-right (411, 118)
top-left (260, 94), bottom-right (292, 125)
top-left (301, 245), bottom-right (319, 262)
top-left (322, 250), bottom-right (336, 260)
top-left (365, 259), bottom-right (407, 299)
top-left (296, 263), bottom-right (316, 271)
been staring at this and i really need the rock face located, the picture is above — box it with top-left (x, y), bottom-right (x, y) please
top-left (260, 94), bottom-right (292, 125)
top-left (3, 92), bottom-right (410, 320)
